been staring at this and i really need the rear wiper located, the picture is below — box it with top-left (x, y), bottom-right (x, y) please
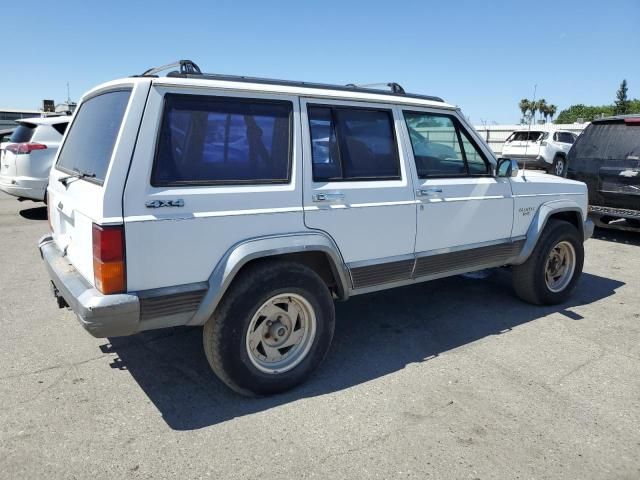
top-left (58, 171), bottom-right (96, 187)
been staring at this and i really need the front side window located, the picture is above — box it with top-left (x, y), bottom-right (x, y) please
top-left (404, 112), bottom-right (489, 177)
top-left (57, 89), bottom-right (131, 183)
top-left (152, 95), bottom-right (292, 186)
top-left (308, 106), bottom-right (400, 181)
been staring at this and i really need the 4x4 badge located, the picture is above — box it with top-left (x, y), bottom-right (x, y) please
top-left (145, 199), bottom-right (185, 208)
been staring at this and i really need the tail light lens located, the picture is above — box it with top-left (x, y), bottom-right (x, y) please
top-left (92, 224), bottom-right (126, 295)
top-left (6, 143), bottom-right (47, 154)
top-left (46, 192), bottom-right (52, 231)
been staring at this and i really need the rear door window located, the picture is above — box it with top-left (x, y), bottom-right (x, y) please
top-left (152, 94), bottom-right (292, 186)
top-left (56, 89), bottom-right (131, 183)
top-left (308, 105), bottom-right (400, 181)
top-left (9, 123), bottom-right (36, 143)
top-left (556, 132), bottom-right (575, 144)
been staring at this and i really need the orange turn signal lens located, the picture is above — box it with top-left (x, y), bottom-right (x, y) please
top-left (92, 223), bottom-right (126, 294)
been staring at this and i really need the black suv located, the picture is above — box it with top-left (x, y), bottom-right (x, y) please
top-left (568, 115), bottom-right (640, 229)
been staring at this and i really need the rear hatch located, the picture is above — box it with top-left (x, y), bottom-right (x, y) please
top-left (502, 131), bottom-right (543, 158)
top-left (568, 118), bottom-right (640, 210)
top-left (0, 123), bottom-right (36, 179)
top-left (48, 87), bottom-right (136, 286)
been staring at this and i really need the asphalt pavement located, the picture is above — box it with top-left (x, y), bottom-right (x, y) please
top-left (0, 191), bottom-right (638, 479)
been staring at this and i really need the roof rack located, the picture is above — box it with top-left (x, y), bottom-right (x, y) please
top-left (137, 60), bottom-right (444, 103)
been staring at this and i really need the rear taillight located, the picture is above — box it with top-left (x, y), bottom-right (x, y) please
top-left (624, 118), bottom-right (640, 125)
top-left (5, 143), bottom-right (47, 154)
top-left (46, 192), bottom-right (52, 231)
top-left (92, 224), bottom-right (126, 295)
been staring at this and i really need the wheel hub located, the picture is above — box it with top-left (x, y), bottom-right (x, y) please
top-left (245, 293), bottom-right (317, 374)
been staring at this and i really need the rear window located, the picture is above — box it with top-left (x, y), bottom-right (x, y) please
top-left (572, 122), bottom-right (640, 160)
top-left (506, 131), bottom-right (543, 142)
top-left (555, 132), bottom-right (575, 144)
top-left (152, 94), bottom-right (292, 186)
top-left (9, 123), bottom-right (36, 143)
top-left (56, 89), bottom-right (131, 183)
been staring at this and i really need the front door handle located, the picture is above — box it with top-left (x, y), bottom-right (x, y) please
top-left (313, 192), bottom-right (345, 202)
top-left (417, 188), bottom-right (443, 197)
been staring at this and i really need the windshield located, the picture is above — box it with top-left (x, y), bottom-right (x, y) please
top-left (56, 89), bottom-right (131, 183)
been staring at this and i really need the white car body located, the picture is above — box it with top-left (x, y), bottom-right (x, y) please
top-left (0, 116), bottom-right (70, 201)
top-left (502, 128), bottom-right (577, 176)
top-left (37, 64), bottom-right (594, 394)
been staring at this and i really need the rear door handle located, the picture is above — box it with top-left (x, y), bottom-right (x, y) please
top-left (417, 188), bottom-right (443, 197)
top-left (313, 192), bottom-right (345, 202)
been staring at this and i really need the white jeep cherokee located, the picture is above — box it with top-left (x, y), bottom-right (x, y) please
top-left (502, 128), bottom-right (577, 177)
top-left (39, 61), bottom-right (593, 396)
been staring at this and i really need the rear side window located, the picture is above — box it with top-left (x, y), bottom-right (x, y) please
top-left (10, 123), bottom-right (36, 143)
top-left (308, 106), bottom-right (400, 181)
top-left (152, 94), bottom-right (292, 186)
top-left (556, 132), bottom-right (575, 144)
top-left (52, 122), bottom-right (68, 136)
top-left (56, 89), bottom-right (131, 183)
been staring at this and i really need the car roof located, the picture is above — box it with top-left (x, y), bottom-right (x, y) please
top-left (592, 113), bottom-right (640, 123)
top-left (16, 115), bottom-right (71, 126)
top-left (84, 75), bottom-right (457, 111)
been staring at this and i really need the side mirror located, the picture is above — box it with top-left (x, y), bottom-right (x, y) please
top-left (497, 158), bottom-right (519, 178)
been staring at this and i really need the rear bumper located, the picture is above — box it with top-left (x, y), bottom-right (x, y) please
top-left (0, 176), bottom-right (46, 201)
top-left (588, 205), bottom-right (640, 230)
top-left (38, 234), bottom-right (141, 337)
top-left (510, 156), bottom-right (550, 170)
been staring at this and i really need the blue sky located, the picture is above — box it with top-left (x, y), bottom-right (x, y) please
top-left (1, 0), bottom-right (638, 123)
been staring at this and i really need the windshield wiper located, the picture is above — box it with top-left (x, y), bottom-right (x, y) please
top-left (58, 170), bottom-right (96, 187)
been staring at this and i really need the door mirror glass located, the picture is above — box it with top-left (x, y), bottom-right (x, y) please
top-left (497, 158), bottom-right (519, 177)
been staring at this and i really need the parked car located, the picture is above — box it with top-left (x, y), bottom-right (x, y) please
top-left (567, 115), bottom-right (640, 229)
top-left (502, 128), bottom-right (577, 176)
top-left (0, 116), bottom-right (70, 202)
top-left (39, 60), bottom-right (593, 396)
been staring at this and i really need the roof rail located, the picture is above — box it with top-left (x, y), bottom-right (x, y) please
top-left (139, 60), bottom-right (202, 77)
top-left (140, 59), bottom-right (444, 103)
top-left (345, 82), bottom-right (406, 94)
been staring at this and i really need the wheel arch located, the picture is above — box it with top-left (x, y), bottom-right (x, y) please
top-left (513, 200), bottom-right (585, 265)
top-left (188, 232), bottom-right (350, 326)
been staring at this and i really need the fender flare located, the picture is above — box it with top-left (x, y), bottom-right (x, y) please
top-left (512, 199), bottom-right (585, 265)
top-left (187, 232), bottom-right (351, 326)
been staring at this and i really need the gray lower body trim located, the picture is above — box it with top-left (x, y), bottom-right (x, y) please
top-left (414, 240), bottom-right (524, 278)
top-left (349, 239), bottom-right (525, 290)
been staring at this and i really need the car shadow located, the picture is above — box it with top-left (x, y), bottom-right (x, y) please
top-left (19, 206), bottom-right (47, 221)
top-left (101, 269), bottom-right (624, 431)
top-left (592, 226), bottom-right (640, 246)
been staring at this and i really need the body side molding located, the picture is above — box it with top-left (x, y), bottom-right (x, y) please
top-left (187, 232), bottom-right (350, 326)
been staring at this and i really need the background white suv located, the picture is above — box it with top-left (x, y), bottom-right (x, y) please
top-left (502, 128), bottom-right (577, 177)
top-left (0, 116), bottom-right (70, 202)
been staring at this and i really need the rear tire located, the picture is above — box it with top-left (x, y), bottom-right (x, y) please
top-left (512, 219), bottom-right (583, 305)
top-left (549, 155), bottom-right (567, 177)
top-left (203, 260), bottom-right (335, 396)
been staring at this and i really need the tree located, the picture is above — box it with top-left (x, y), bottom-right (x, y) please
top-left (548, 104), bottom-right (557, 122)
top-left (518, 98), bottom-right (531, 122)
top-left (614, 79), bottom-right (630, 115)
top-left (529, 101), bottom-right (538, 123)
top-left (537, 99), bottom-right (548, 123)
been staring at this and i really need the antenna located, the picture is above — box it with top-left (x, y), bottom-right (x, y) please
top-left (66, 82), bottom-right (71, 103)
top-left (522, 84), bottom-right (537, 181)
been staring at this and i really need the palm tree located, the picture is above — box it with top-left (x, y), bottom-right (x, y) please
top-left (529, 102), bottom-right (538, 123)
top-left (519, 99), bottom-right (530, 123)
top-left (536, 99), bottom-right (548, 123)
top-left (548, 104), bottom-right (557, 123)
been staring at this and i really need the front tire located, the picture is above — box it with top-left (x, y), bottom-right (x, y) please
top-left (203, 260), bottom-right (335, 396)
top-left (512, 219), bottom-right (584, 305)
